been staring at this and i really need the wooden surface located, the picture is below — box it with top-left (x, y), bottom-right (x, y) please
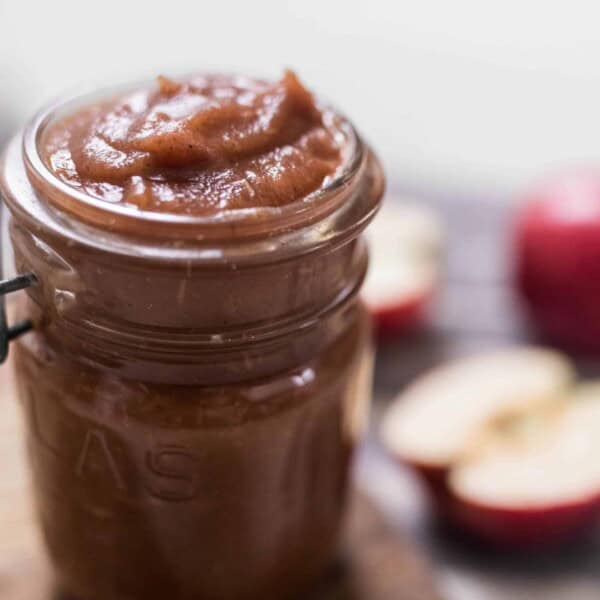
top-left (0, 362), bottom-right (440, 600)
top-left (0, 365), bottom-right (50, 600)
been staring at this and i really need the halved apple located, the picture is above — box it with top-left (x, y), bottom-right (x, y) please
top-left (381, 348), bottom-right (575, 506)
top-left (363, 200), bottom-right (443, 337)
top-left (363, 257), bottom-right (437, 338)
top-left (449, 384), bottom-right (600, 547)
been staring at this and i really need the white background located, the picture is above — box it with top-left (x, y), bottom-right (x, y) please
top-left (2, 0), bottom-right (600, 194)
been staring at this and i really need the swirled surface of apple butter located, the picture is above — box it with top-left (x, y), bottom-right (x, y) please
top-left (41, 71), bottom-right (344, 215)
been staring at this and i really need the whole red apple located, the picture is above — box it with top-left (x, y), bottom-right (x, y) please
top-left (515, 170), bottom-right (600, 350)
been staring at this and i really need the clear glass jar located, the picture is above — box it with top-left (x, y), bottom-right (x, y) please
top-left (0, 84), bottom-right (384, 600)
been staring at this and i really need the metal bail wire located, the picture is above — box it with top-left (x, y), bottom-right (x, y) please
top-left (0, 272), bottom-right (37, 364)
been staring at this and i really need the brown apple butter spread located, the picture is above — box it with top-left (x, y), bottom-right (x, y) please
top-left (42, 71), bottom-right (343, 215)
top-left (0, 71), bottom-right (384, 600)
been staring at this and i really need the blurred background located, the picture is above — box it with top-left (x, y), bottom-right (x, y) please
top-left (3, 0), bottom-right (600, 194)
top-left (4, 1), bottom-right (600, 599)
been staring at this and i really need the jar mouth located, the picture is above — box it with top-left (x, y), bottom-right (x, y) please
top-left (22, 79), bottom-right (365, 241)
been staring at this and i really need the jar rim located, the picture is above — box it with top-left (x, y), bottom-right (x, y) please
top-left (21, 78), bottom-right (366, 242)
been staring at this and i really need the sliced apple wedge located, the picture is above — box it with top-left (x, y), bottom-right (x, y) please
top-left (363, 200), bottom-right (443, 337)
top-left (450, 385), bottom-right (600, 547)
top-left (381, 348), bottom-right (575, 502)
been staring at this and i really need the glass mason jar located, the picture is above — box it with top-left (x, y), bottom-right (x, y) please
top-left (0, 85), bottom-right (384, 600)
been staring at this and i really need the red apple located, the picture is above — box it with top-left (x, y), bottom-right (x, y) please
top-left (515, 170), bottom-right (600, 350)
top-left (380, 348), bottom-right (574, 510)
top-left (363, 200), bottom-right (443, 337)
top-left (449, 384), bottom-right (600, 548)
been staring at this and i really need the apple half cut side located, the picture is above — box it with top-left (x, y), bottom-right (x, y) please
top-left (362, 257), bottom-right (437, 338)
top-left (363, 200), bottom-right (443, 337)
top-left (449, 384), bottom-right (600, 548)
top-left (380, 348), bottom-right (575, 509)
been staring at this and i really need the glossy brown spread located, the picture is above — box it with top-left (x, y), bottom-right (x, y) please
top-left (2, 69), bottom-right (384, 600)
top-left (42, 71), bottom-right (343, 215)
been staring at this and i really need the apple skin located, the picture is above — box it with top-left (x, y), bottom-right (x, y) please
top-left (449, 491), bottom-right (600, 549)
top-left (392, 455), bottom-right (600, 547)
top-left (515, 170), bottom-right (600, 351)
top-left (372, 287), bottom-right (434, 339)
top-left (388, 456), bottom-right (456, 519)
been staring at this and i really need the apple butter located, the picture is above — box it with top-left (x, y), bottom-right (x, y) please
top-left (0, 71), bottom-right (384, 600)
top-left (42, 71), bottom-right (343, 215)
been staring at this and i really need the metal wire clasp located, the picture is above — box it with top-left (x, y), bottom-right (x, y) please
top-left (0, 272), bottom-right (37, 364)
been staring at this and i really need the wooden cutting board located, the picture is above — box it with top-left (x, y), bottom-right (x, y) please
top-left (0, 362), bottom-right (440, 600)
